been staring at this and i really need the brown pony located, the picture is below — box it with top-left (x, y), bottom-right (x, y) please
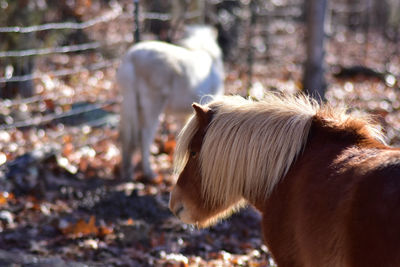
top-left (169, 93), bottom-right (400, 267)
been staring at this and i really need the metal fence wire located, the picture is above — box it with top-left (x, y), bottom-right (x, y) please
top-left (0, 0), bottom-right (207, 132)
top-left (0, 4), bottom-right (204, 84)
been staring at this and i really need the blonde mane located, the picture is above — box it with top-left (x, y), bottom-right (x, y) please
top-left (174, 93), bottom-right (385, 208)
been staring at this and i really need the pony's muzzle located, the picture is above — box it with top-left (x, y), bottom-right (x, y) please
top-left (169, 187), bottom-right (197, 224)
top-left (173, 205), bottom-right (184, 218)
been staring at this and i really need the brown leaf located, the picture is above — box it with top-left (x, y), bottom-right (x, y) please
top-left (0, 193), bottom-right (7, 206)
top-left (98, 225), bottom-right (114, 237)
top-left (62, 143), bottom-right (74, 157)
top-left (164, 139), bottom-right (176, 156)
top-left (151, 232), bottom-right (165, 247)
top-left (44, 99), bottom-right (55, 111)
top-left (61, 216), bottom-right (99, 238)
top-left (62, 135), bottom-right (73, 144)
top-left (78, 157), bottom-right (89, 172)
top-left (125, 218), bottom-right (135, 225)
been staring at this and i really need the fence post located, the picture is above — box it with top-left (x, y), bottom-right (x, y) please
top-left (134, 0), bottom-right (140, 43)
top-left (302, 0), bottom-right (327, 101)
top-left (247, 0), bottom-right (257, 95)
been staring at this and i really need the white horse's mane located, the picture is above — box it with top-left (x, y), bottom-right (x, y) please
top-left (174, 93), bottom-right (385, 208)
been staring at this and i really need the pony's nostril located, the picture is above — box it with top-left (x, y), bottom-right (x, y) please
top-left (174, 205), bottom-right (184, 218)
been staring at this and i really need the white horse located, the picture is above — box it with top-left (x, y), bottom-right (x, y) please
top-left (117, 25), bottom-right (224, 180)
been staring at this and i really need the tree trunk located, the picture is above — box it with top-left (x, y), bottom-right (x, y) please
top-left (303, 0), bottom-right (327, 101)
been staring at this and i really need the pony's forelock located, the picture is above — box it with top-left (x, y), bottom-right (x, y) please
top-left (173, 113), bottom-right (198, 175)
top-left (173, 94), bottom-right (218, 175)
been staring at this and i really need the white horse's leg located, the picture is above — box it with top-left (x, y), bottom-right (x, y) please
top-left (140, 119), bottom-right (159, 179)
top-left (118, 60), bottom-right (139, 180)
top-left (139, 92), bottom-right (168, 179)
top-left (120, 116), bottom-right (135, 180)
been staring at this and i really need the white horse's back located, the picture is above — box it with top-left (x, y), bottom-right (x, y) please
top-left (118, 25), bottom-right (224, 180)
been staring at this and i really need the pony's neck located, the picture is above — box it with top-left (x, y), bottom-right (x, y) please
top-left (311, 115), bottom-right (386, 149)
top-left (251, 114), bottom-right (386, 210)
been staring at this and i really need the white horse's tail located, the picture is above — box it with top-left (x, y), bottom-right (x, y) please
top-left (117, 58), bottom-right (140, 179)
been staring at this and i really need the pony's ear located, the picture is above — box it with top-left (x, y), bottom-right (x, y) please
top-left (192, 103), bottom-right (212, 127)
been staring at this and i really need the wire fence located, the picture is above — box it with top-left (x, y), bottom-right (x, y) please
top-left (0, 5), bottom-right (123, 85)
top-left (0, 0), bottom-right (206, 139)
top-left (0, 99), bottom-right (119, 131)
top-left (0, 8), bottom-right (203, 84)
top-left (0, 59), bottom-right (119, 83)
top-left (0, 5), bottom-right (122, 33)
top-left (1, 0), bottom-right (399, 122)
top-left (2, 1), bottom-right (388, 85)
top-left (0, 10), bottom-right (201, 34)
top-left (0, 1), bottom-right (205, 169)
top-left (0, 4), bottom-right (122, 138)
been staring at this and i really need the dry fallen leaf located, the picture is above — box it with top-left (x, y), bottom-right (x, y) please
top-left (61, 216), bottom-right (99, 238)
top-left (0, 192), bottom-right (12, 206)
top-left (98, 225), bottom-right (114, 237)
top-left (163, 137), bottom-right (176, 156)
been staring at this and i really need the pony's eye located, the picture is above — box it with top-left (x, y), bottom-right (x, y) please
top-left (190, 151), bottom-right (197, 157)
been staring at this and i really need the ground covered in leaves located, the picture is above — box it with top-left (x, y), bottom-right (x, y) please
top-left (1, 2), bottom-right (400, 267)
